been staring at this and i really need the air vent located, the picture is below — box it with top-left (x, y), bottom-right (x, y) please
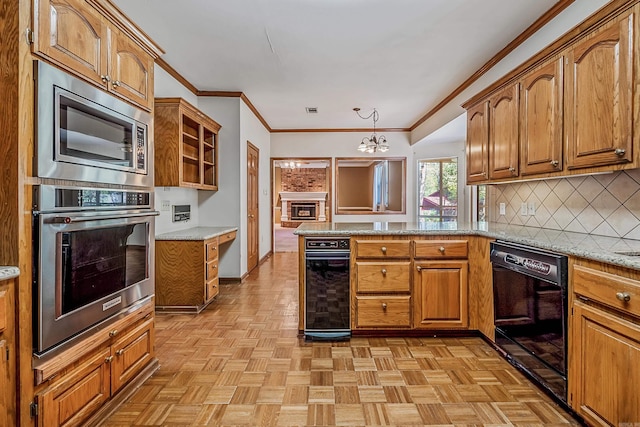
top-left (305, 107), bottom-right (318, 114)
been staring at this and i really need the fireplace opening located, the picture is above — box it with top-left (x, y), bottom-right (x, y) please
top-left (291, 202), bottom-right (317, 220)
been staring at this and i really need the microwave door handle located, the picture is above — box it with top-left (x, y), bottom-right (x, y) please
top-left (45, 211), bottom-right (160, 224)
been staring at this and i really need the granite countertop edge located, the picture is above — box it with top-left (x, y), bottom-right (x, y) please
top-left (0, 266), bottom-right (20, 280)
top-left (156, 226), bottom-right (238, 241)
top-left (294, 222), bottom-right (640, 270)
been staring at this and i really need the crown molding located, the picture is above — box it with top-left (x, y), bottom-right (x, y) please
top-left (270, 128), bottom-right (410, 133)
top-left (409, 0), bottom-right (575, 131)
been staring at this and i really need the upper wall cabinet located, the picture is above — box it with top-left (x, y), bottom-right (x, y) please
top-left (489, 83), bottom-right (519, 180)
top-left (33, 0), bottom-right (162, 111)
top-left (463, 3), bottom-right (640, 184)
top-left (466, 101), bottom-right (489, 183)
top-left (154, 98), bottom-right (221, 190)
top-left (520, 57), bottom-right (564, 176)
top-left (565, 11), bottom-right (634, 169)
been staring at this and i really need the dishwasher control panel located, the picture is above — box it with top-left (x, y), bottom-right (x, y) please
top-left (305, 238), bottom-right (350, 251)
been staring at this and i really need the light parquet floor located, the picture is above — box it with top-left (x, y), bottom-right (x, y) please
top-left (100, 252), bottom-right (580, 426)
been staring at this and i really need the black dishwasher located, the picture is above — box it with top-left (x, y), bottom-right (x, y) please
top-left (304, 237), bottom-right (351, 340)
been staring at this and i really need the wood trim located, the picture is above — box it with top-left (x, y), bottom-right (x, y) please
top-left (197, 91), bottom-right (272, 132)
top-left (240, 93), bottom-right (271, 132)
top-left (259, 251), bottom-right (273, 265)
top-left (155, 58), bottom-right (198, 94)
top-left (197, 90), bottom-right (243, 97)
top-left (271, 127), bottom-right (410, 133)
top-left (411, 0), bottom-right (575, 130)
top-left (87, 0), bottom-right (164, 58)
top-left (461, 0), bottom-right (638, 108)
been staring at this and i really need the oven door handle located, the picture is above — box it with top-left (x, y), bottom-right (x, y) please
top-left (45, 210), bottom-right (160, 224)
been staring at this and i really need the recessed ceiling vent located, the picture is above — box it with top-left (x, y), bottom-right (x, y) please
top-left (305, 107), bottom-right (318, 114)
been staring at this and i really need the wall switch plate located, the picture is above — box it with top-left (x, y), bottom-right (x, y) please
top-left (160, 200), bottom-right (170, 211)
top-left (528, 201), bottom-right (536, 216)
top-left (520, 202), bottom-right (528, 216)
top-left (499, 202), bottom-right (506, 215)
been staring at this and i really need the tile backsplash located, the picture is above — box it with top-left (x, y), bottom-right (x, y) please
top-left (489, 169), bottom-right (640, 240)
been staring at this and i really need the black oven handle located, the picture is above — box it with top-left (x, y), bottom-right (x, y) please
top-left (45, 210), bottom-right (159, 224)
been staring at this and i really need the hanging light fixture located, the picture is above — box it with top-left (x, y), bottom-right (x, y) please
top-left (354, 107), bottom-right (389, 153)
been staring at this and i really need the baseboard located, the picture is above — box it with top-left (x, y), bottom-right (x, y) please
top-left (219, 271), bottom-right (249, 285)
top-left (259, 251), bottom-right (273, 265)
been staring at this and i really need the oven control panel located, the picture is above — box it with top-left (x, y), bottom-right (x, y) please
top-left (305, 238), bottom-right (350, 251)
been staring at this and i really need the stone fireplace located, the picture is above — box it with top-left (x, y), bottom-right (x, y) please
top-left (280, 191), bottom-right (327, 227)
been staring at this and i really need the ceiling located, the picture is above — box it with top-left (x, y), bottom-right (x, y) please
top-left (113, 0), bottom-right (559, 131)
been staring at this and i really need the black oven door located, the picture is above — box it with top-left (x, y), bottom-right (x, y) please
top-left (35, 209), bottom-right (156, 354)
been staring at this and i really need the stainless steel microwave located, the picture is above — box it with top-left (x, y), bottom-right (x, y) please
top-left (35, 61), bottom-right (153, 187)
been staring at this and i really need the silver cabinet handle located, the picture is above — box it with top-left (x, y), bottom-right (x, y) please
top-left (616, 292), bottom-right (631, 302)
top-left (615, 148), bottom-right (626, 156)
top-left (381, 268), bottom-right (387, 275)
top-left (550, 160), bottom-right (559, 167)
top-left (109, 329), bottom-right (118, 337)
top-left (416, 265), bottom-right (422, 272)
top-left (112, 80), bottom-right (121, 88)
top-left (100, 75), bottom-right (110, 83)
top-left (116, 349), bottom-right (124, 356)
top-left (381, 246), bottom-right (387, 254)
top-left (508, 167), bottom-right (516, 175)
top-left (439, 246), bottom-right (445, 253)
top-left (105, 356), bottom-right (114, 363)
top-left (381, 303), bottom-right (387, 310)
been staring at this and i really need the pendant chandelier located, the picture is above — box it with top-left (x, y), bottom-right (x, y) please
top-left (354, 107), bottom-right (389, 153)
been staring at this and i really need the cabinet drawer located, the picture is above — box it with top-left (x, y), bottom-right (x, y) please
top-left (573, 264), bottom-right (640, 318)
top-left (206, 240), bottom-right (218, 261)
top-left (414, 240), bottom-right (468, 259)
top-left (219, 231), bottom-right (236, 245)
top-left (355, 296), bottom-right (411, 328)
top-left (206, 278), bottom-right (219, 301)
top-left (206, 261), bottom-right (218, 281)
top-left (356, 262), bottom-right (410, 292)
top-left (355, 240), bottom-right (410, 258)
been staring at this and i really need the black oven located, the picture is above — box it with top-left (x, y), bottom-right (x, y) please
top-left (490, 240), bottom-right (568, 403)
top-left (33, 185), bottom-right (158, 356)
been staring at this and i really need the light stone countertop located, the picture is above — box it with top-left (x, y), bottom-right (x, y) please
top-left (156, 226), bottom-right (238, 241)
top-left (0, 266), bottom-right (20, 280)
top-left (295, 221), bottom-right (640, 270)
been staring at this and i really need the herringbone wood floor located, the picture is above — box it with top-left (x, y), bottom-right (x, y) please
top-left (100, 252), bottom-right (580, 426)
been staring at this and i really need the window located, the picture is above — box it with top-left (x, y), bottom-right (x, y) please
top-left (476, 184), bottom-right (487, 222)
top-left (417, 158), bottom-right (458, 223)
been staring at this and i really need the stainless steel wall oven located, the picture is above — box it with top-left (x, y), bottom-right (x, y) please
top-left (33, 185), bottom-right (158, 356)
top-left (490, 240), bottom-right (568, 403)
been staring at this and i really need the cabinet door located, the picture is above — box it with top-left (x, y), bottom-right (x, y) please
top-left (565, 11), bottom-right (634, 169)
top-left (520, 58), bottom-right (563, 175)
top-left (0, 340), bottom-right (7, 427)
top-left (489, 83), bottom-right (519, 179)
top-left (466, 101), bottom-right (489, 183)
top-left (34, 0), bottom-right (109, 88)
top-left (111, 318), bottom-right (154, 393)
top-left (108, 28), bottom-right (154, 110)
top-left (38, 348), bottom-right (111, 427)
top-left (414, 261), bottom-right (468, 329)
top-left (571, 302), bottom-right (640, 425)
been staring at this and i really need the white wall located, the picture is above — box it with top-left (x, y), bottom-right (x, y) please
top-left (154, 187), bottom-right (200, 234)
top-left (271, 131), bottom-right (415, 223)
top-left (411, 0), bottom-right (610, 143)
top-left (153, 65), bottom-right (198, 104)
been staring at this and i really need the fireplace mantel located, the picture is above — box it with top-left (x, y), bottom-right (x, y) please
top-left (279, 192), bottom-right (327, 221)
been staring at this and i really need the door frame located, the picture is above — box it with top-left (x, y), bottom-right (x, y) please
top-left (270, 157), bottom-right (333, 254)
top-left (247, 141), bottom-right (259, 273)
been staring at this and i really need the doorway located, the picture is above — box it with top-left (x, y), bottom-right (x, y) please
top-left (247, 142), bottom-right (259, 272)
top-left (271, 158), bottom-right (332, 253)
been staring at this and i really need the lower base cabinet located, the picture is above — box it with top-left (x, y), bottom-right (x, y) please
top-left (414, 260), bottom-right (469, 329)
top-left (571, 301), bottom-right (640, 426)
top-left (35, 307), bottom-right (154, 427)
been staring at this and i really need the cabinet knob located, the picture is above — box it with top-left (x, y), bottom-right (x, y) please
top-left (615, 148), bottom-right (626, 156)
top-left (381, 268), bottom-right (387, 275)
top-left (416, 265), bottom-right (422, 272)
top-left (439, 246), bottom-right (445, 253)
top-left (116, 349), bottom-right (125, 356)
top-left (508, 166), bottom-right (516, 174)
top-left (105, 356), bottom-right (114, 363)
top-left (616, 291), bottom-right (631, 302)
top-left (381, 303), bottom-right (387, 310)
top-left (381, 246), bottom-right (387, 254)
top-left (109, 329), bottom-right (118, 337)
top-left (111, 80), bottom-right (121, 88)
top-left (550, 160), bottom-right (559, 167)
top-left (100, 75), bottom-right (110, 83)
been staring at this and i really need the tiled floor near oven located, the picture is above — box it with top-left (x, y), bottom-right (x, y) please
top-left (99, 252), bottom-right (580, 426)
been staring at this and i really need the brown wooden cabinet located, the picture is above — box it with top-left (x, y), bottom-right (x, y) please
top-left (0, 277), bottom-right (16, 427)
top-left (33, 0), bottom-right (159, 110)
top-left (466, 101), bottom-right (489, 183)
top-left (413, 241), bottom-right (468, 329)
top-left (565, 9), bottom-right (635, 170)
top-left (520, 57), bottom-right (564, 175)
top-left (489, 83), bottom-right (520, 179)
top-left (35, 301), bottom-right (155, 427)
top-left (570, 260), bottom-right (640, 425)
top-left (154, 98), bottom-right (221, 190)
top-left (155, 231), bottom-right (236, 312)
top-left (352, 238), bottom-right (412, 329)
